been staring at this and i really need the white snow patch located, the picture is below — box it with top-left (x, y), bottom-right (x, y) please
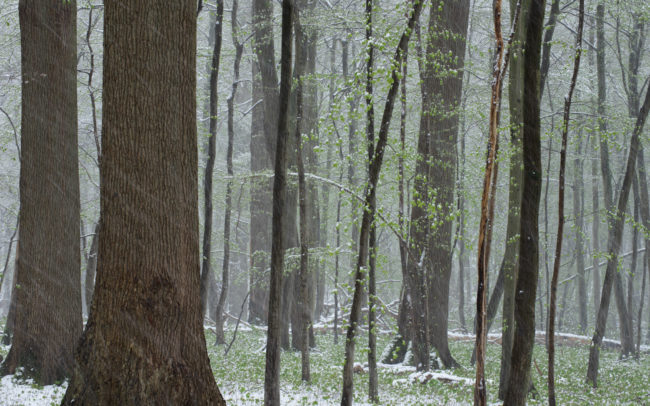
top-left (0, 374), bottom-right (67, 405)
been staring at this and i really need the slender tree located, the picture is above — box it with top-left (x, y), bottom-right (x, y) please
top-left (503, 0), bottom-right (545, 403)
top-left (548, 1), bottom-right (584, 403)
top-left (215, 0), bottom-right (244, 345)
top-left (586, 83), bottom-right (650, 387)
top-left (264, 1), bottom-right (293, 404)
top-left (341, 2), bottom-right (424, 404)
top-left (200, 0), bottom-right (224, 318)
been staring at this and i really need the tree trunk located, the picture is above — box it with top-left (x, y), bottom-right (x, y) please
top-left (85, 222), bottom-right (99, 315)
top-left (264, 2), bottom-right (293, 404)
top-left (1, 0), bottom-right (82, 385)
top-left (249, 0), bottom-right (280, 325)
top-left (586, 83), bottom-right (650, 387)
top-left (503, 0), bottom-right (545, 403)
top-left (574, 134), bottom-right (588, 334)
top-left (293, 8), bottom-right (311, 381)
top-left (62, 2), bottom-right (224, 403)
top-left (341, 3), bottom-right (424, 404)
top-left (548, 3), bottom-right (584, 402)
top-left (364, 0), bottom-right (378, 401)
top-left (215, 0), bottom-right (243, 345)
top-left (419, 0), bottom-right (469, 370)
top-left (498, 1), bottom-right (528, 399)
top-left (200, 0), bottom-right (224, 320)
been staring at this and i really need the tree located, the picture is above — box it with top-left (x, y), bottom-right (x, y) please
top-left (341, 2), bottom-right (424, 404)
top-left (215, 0), bottom-right (244, 345)
top-left (548, 1), bottom-right (584, 402)
top-left (0, 0), bottom-right (82, 385)
top-left (250, 0), bottom-right (280, 324)
top-left (264, 1), bottom-right (293, 404)
top-left (498, 0), bottom-right (528, 398)
top-left (62, 1), bottom-right (224, 403)
top-left (586, 82), bottom-right (650, 387)
top-left (503, 0), bottom-right (545, 403)
top-left (419, 0), bottom-right (469, 369)
top-left (200, 0), bottom-right (224, 319)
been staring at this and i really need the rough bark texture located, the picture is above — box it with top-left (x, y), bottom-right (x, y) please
top-left (249, 0), bottom-right (279, 324)
top-left (264, 2), bottom-right (293, 404)
top-left (503, 0), bottom-right (545, 404)
top-left (61, 2), bottom-right (224, 403)
top-left (418, 0), bottom-right (470, 370)
top-left (1, 0), bottom-right (82, 385)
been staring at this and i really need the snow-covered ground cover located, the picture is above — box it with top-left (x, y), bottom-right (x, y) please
top-left (1, 329), bottom-right (649, 405)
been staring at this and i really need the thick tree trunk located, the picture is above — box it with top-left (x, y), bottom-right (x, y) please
top-left (418, 0), bottom-right (469, 370)
top-left (1, 0), bottom-right (82, 385)
top-left (503, 0), bottom-right (545, 404)
top-left (62, 2), bottom-right (224, 403)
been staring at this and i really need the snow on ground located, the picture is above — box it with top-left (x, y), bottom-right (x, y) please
top-left (0, 374), bottom-right (67, 406)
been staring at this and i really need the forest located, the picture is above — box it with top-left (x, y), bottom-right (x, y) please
top-left (0, 0), bottom-right (649, 405)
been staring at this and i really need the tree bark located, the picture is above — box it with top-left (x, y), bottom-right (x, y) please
top-left (61, 2), bottom-right (224, 403)
top-left (200, 0), bottom-right (224, 320)
top-left (548, 3), bottom-right (584, 403)
top-left (215, 0), bottom-right (244, 345)
top-left (573, 134), bottom-right (588, 334)
top-left (249, 0), bottom-right (280, 325)
top-left (293, 7), bottom-right (311, 381)
top-left (85, 222), bottom-right (99, 315)
top-left (417, 0), bottom-right (470, 370)
top-left (503, 0), bottom-right (545, 404)
top-left (1, 0), bottom-right (82, 385)
top-left (264, 2), bottom-right (293, 404)
top-left (365, 0), bottom-right (378, 401)
top-left (498, 1), bottom-right (528, 399)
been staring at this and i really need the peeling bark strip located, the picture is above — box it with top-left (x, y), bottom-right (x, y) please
top-left (587, 83), bottom-right (650, 387)
top-left (62, 1), bottom-right (224, 404)
top-left (1, 0), bottom-right (82, 385)
top-left (548, 1), bottom-right (584, 403)
top-left (475, 0), bottom-right (521, 403)
top-left (340, 2), bottom-right (424, 405)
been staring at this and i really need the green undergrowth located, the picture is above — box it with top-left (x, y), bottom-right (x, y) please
top-left (207, 328), bottom-right (650, 405)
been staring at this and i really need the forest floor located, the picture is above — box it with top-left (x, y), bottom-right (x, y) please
top-left (0, 326), bottom-right (648, 405)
